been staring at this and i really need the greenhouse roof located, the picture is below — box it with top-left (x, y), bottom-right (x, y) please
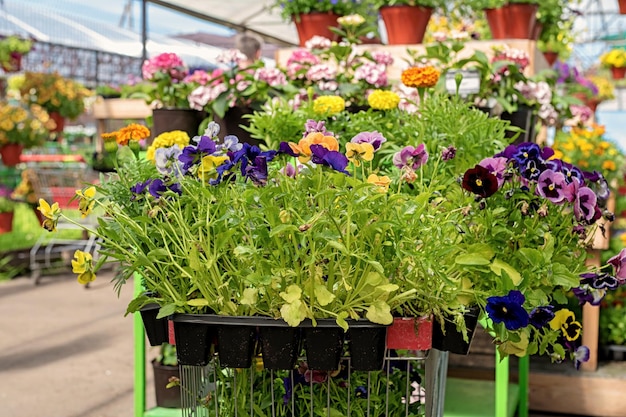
top-left (0, 1), bottom-right (225, 67)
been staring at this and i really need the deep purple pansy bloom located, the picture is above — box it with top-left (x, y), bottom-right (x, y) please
top-left (529, 305), bottom-right (555, 329)
top-left (580, 272), bottom-right (619, 290)
top-left (485, 290), bottom-right (529, 330)
top-left (572, 286), bottom-right (605, 306)
top-left (244, 155), bottom-right (269, 186)
top-left (179, 135), bottom-right (218, 170)
top-left (441, 146), bottom-right (456, 161)
top-left (130, 179), bottom-right (152, 199)
top-left (573, 185), bottom-right (598, 223)
top-left (462, 164), bottom-right (499, 198)
top-left (279, 141), bottom-right (298, 157)
top-left (310, 144), bottom-right (349, 173)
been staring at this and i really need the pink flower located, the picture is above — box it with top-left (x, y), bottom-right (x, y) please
top-left (254, 67), bottom-right (287, 87)
top-left (351, 131), bottom-right (386, 151)
top-left (305, 36), bottom-right (332, 50)
top-left (306, 63), bottom-right (336, 82)
top-left (142, 52), bottom-right (187, 81)
top-left (354, 62), bottom-right (388, 88)
top-left (216, 48), bottom-right (247, 66)
top-left (393, 144), bottom-right (428, 170)
top-left (371, 51), bottom-right (394, 66)
top-left (184, 69), bottom-right (211, 85)
top-left (286, 49), bottom-right (320, 67)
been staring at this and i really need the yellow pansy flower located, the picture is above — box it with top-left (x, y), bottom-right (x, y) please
top-left (345, 142), bottom-right (374, 166)
top-left (76, 186), bottom-right (96, 218)
top-left (72, 250), bottom-right (96, 285)
top-left (198, 155), bottom-right (229, 181)
top-left (367, 174), bottom-right (391, 193)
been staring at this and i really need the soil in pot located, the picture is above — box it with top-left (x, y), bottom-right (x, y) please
top-left (259, 326), bottom-right (302, 370)
top-left (303, 326), bottom-right (345, 370)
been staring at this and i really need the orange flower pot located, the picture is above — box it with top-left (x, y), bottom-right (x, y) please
top-left (0, 143), bottom-right (24, 166)
top-left (293, 12), bottom-right (340, 47)
top-left (0, 211), bottom-right (14, 234)
top-left (611, 66), bottom-right (626, 80)
top-left (380, 5), bottom-right (432, 45)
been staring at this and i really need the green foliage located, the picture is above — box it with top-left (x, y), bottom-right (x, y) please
top-left (600, 286), bottom-right (626, 346)
top-left (156, 343), bottom-right (178, 366)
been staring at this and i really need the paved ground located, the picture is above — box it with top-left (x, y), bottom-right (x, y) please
top-left (0, 270), bottom-right (158, 417)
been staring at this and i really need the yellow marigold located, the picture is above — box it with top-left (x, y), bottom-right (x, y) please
top-left (313, 96), bottom-right (345, 115)
top-left (367, 90), bottom-right (400, 110)
top-left (401, 66), bottom-right (440, 88)
top-left (146, 130), bottom-right (190, 161)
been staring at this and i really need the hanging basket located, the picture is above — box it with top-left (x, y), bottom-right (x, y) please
top-left (380, 5), bottom-right (432, 45)
top-left (293, 12), bottom-right (340, 47)
top-left (542, 51), bottom-right (559, 67)
top-left (0, 143), bottom-right (24, 167)
top-left (1, 52), bottom-right (23, 73)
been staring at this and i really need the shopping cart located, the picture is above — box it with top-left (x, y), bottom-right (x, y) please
top-left (25, 161), bottom-right (100, 285)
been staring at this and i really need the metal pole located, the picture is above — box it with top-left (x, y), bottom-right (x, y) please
top-left (141, 0), bottom-right (148, 66)
top-left (425, 349), bottom-right (449, 417)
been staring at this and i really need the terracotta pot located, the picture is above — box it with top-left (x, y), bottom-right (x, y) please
top-left (611, 66), bottom-right (626, 80)
top-left (380, 5), bottom-right (432, 45)
top-left (484, 8), bottom-right (507, 39)
top-left (542, 51), bottom-right (559, 67)
top-left (0, 143), bottom-right (24, 166)
top-left (293, 12), bottom-right (340, 47)
top-left (572, 92), bottom-right (601, 113)
top-left (0, 211), bottom-right (14, 234)
top-left (1, 52), bottom-right (22, 73)
top-left (49, 111), bottom-right (65, 133)
top-left (531, 22), bottom-right (543, 41)
top-left (485, 4), bottom-right (538, 39)
top-left (620, 0), bottom-right (626, 14)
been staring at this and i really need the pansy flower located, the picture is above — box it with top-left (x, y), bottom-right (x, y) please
top-left (179, 136), bottom-right (219, 171)
top-left (529, 305), bottom-right (555, 329)
top-left (345, 142), bottom-right (374, 166)
top-left (572, 286), bottom-right (606, 306)
top-left (367, 174), bottom-right (391, 193)
top-left (536, 169), bottom-right (570, 204)
top-left (350, 131), bottom-right (387, 151)
top-left (579, 272), bottom-right (619, 290)
top-left (37, 198), bottom-right (61, 232)
top-left (154, 146), bottom-right (184, 177)
top-left (462, 165), bottom-right (499, 198)
top-left (574, 346), bottom-right (590, 370)
top-left (392, 144), bottom-right (429, 170)
top-left (607, 248), bottom-right (626, 284)
top-left (310, 145), bottom-right (349, 173)
top-left (72, 250), bottom-right (96, 285)
top-left (478, 157), bottom-right (508, 187)
top-left (197, 155), bottom-right (230, 183)
top-left (76, 186), bottom-right (96, 218)
top-left (549, 309), bottom-right (582, 341)
top-left (486, 290), bottom-right (529, 330)
top-left (288, 132), bottom-right (339, 163)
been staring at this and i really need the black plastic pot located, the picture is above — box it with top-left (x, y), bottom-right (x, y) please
top-left (259, 326), bottom-right (302, 370)
top-left (139, 303), bottom-right (169, 346)
top-left (217, 325), bottom-right (257, 368)
top-left (213, 106), bottom-right (260, 147)
top-left (349, 325), bottom-right (387, 371)
top-left (152, 108), bottom-right (206, 141)
top-left (431, 306), bottom-right (480, 355)
top-left (303, 322), bottom-right (345, 370)
top-left (152, 360), bottom-right (181, 408)
top-left (500, 106), bottom-right (537, 144)
top-left (172, 320), bottom-right (215, 366)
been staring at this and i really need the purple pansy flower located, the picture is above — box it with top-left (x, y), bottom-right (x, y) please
top-left (154, 146), bottom-right (184, 177)
top-left (279, 141), bottom-right (298, 157)
top-left (485, 290), bottom-right (529, 330)
top-left (572, 286), bottom-right (605, 306)
top-left (350, 131), bottom-right (387, 151)
top-left (130, 179), bottom-right (152, 199)
top-left (179, 135), bottom-right (218, 170)
top-left (393, 144), bottom-right (429, 170)
top-left (536, 169), bottom-right (570, 204)
top-left (310, 144), bottom-right (349, 173)
top-left (529, 305), bottom-right (555, 329)
top-left (441, 146), bottom-right (456, 161)
top-left (574, 346), bottom-right (590, 370)
top-left (573, 185), bottom-right (598, 223)
top-left (479, 157), bottom-right (508, 187)
top-left (303, 119), bottom-right (331, 137)
top-left (608, 249), bottom-right (626, 284)
top-left (580, 272), bottom-right (619, 290)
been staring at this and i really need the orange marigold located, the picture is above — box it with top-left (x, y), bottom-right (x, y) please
top-left (104, 123), bottom-right (151, 146)
top-left (401, 66), bottom-right (440, 88)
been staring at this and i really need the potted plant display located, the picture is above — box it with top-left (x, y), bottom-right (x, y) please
top-left (0, 35), bottom-right (32, 72)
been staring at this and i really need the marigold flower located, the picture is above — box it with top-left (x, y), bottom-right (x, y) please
top-left (401, 66), bottom-right (440, 88)
top-left (602, 160), bottom-right (616, 171)
top-left (72, 250), bottom-right (96, 285)
top-left (367, 90), bottom-right (400, 110)
top-left (313, 96), bottom-right (345, 115)
top-left (147, 130), bottom-right (191, 161)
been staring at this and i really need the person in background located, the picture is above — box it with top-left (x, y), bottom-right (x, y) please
top-left (235, 32), bottom-right (262, 68)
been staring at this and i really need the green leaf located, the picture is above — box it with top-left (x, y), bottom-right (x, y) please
top-left (156, 303), bottom-right (177, 319)
top-left (240, 288), bottom-right (258, 305)
top-left (279, 285), bottom-right (302, 303)
top-left (336, 312), bottom-right (349, 332)
top-left (365, 300), bottom-right (393, 325)
top-left (212, 94), bottom-right (229, 119)
top-left (280, 299), bottom-right (307, 327)
top-left (517, 248), bottom-right (543, 266)
top-left (551, 263), bottom-right (580, 288)
top-left (314, 284), bottom-right (335, 306)
top-left (327, 240), bottom-right (348, 254)
top-left (490, 258), bottom-right (522, 285)
top-left (455, 253), bottom-right (490, 265)
top-left (187, 298), bottom-right (209, 307)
